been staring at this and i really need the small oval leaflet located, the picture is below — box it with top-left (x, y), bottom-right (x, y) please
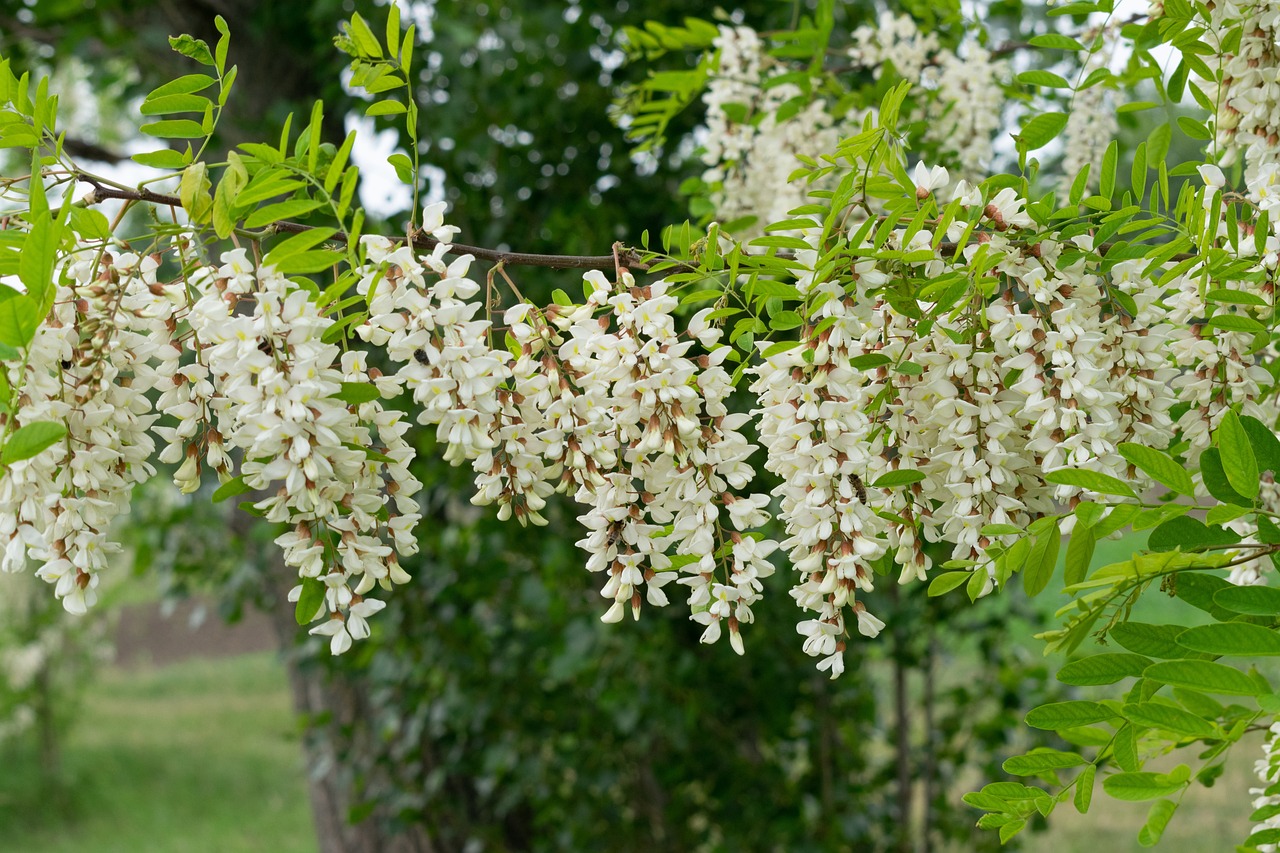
top-left (1024, 700), bottom-right (1115, 730)
top-left (1057, 653), bottom-right (1153, 686)
top-left (1175, 622), bottom-right (1280, 657)
top-left (1143, 659), bottom-right (1266, 696)
top-left (1214, 585), bottom-right (1280, 616)
top-left (1, 420), bottom-right (67, 465)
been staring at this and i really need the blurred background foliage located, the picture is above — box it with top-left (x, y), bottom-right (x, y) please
top-left (0, 1), bottom-right (1074, 850)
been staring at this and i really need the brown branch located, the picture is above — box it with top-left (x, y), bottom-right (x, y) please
top-left (77, 176), bottom-right (647, 271)
top-left (76, 174), bottom-right (1199, 272)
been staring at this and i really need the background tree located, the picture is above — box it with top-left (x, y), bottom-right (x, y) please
top-left (0, 2), bottom-right (1091, 851)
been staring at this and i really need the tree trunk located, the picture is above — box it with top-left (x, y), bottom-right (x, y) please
top-left (234, 513), bottom-right (436, 853)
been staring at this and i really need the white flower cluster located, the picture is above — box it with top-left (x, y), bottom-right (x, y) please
top-left (1251, 720), bottom-right (1280, 852)
top-left (922, 40), bottom-right (1009, 179)
top-left (351, 222), bottom-right (779, 653)
top-left (170, 247), bottom-right (422, 655)
top-left (699, 26), bottom-right (848, 237)
top-left (738, 163), bottom-right (1280, 674)
top-left (849, 14), bottom-right (1009, 180)
top-left (1059, 43), bottom-right (1118, 194)
top-left (1199, 0), bottom-right (1280, 177)
top-left (849, 12), bottom-right (940, 85)
top-left (1, 247), bottom-right (174, 614)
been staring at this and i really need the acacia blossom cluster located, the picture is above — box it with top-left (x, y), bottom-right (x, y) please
top-left (0, 227), bottom-right (427, 652)
top-left (352, 224), bottom-right (778, 654)
top-left (848, 13), bottom-right (1009, 179)
top-left (1252, 721), bottom-right (1280, 852)
top-left (5, 157), bottom-right (1280, 675)
top-left (0, 246), bottom-right (176, 615)
top-left (1198, 0), bottom-right (1280, 177)
top-left (698, 26), bottom-right (847, 237)
top-left (1059, 39), bottom-right (1119, 194)
top-left (168, 246), bottom-right (423, 654)
top-left (740, 162), bottom-right (1279, 672)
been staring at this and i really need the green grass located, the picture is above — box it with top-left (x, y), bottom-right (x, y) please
top-left (0, 652), bottom-right (316, 853)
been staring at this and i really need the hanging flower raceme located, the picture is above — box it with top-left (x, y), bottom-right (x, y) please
top-left (1, 241), bottom-right (175, 614)
top-left (150, 245), bottom-right (424, 654)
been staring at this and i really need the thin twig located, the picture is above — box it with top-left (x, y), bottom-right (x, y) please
top-left (75, 173), bottom-right (1198, 271)
top-left (77, 175), bottom-right (651, 272)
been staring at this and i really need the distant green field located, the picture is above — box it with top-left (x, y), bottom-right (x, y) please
top-left (0, 652), bottom-right (315, 853)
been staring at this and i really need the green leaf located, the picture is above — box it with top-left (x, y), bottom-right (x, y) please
top-left (1044, 468), bottom-right (1136, 498)
top-left (1117, 443), bottom-right (1194, 494)
top-left (1137, 799), bottom-right (1178, 847)
top-left (385, 3), bottom-right (402, 57)
top-left (1112, 623), bottom-right (1197, 659)
top-left (1064, 527), bottom-right (1096, 586)
top-left (0, 293), bottom-right (39, 349)
top-left (366, 100), bottom-right (407, 117)
top-left (1017, 70), bottom-right (1071, 88)
top-left (999, 819), bottom-right (1026, 845)
top-left (1074, 501), bottom-right (1106, 529)
top-left (1205, 504), bottom-right (1251, 527)
top-left (1114, 724), bottom-right (1139, 772)
top-left (1213, 585), bottom-right (1280, 616)
top-left (1122, 702), bottom-right (1216, 738)
top-left (1200, 448), bottom-right (1252, 506)
top-left (294, 577), bottom-right (326, 625)
top-left (1241, 415), bottom-right (1280, 475)
top-left (1147, 516), bottom-right (1241, 552)
top-left (273, 249), bottom-right (346, 275)
top-left (1249, 828), bottom-right (1280, 846)
top-left (1, 420), bottom-right (66, 464)
top-left (1207, 313), bottom-right (1266, 333)
top-left (179, 162), bottom-right (212, 223)
top-left (387, 152), bottom-right (414, 184)
top-left (1057, 653), bottom-right (1153, 686)
top-left (347, 12), bottom-right (383, 58)
top-left (1172, 572), bottom-right (1238, 620)
top-left (1176, 622), bottom-right (1280, 656)
top-left (1074, 765), bottom-right (1096, 814)
top-left (1025, 700), bottom-right (1115, 730)
top-left (1100, 140), bottom-right (1118, 200)
top-left (145, 73), bottom-right (216, 100)
top-left (927, 571), bottom-right (969, 597)
top-left (1217, 410), bottom-right (1260, 499)
top-left (18, 213), bottom-right (56, 308)
top-left (770, 310), bottom-right (804, 330)
top-left (264, 227), bottom-right (337, 264)
top-left (244, 199), bottom-right (323, 229)
top-left (1023, 521), bottom-right (1062, 597)
top-left (211, 477), bottom-right (252, 503)
top-left (1016, 111), bottom-right (1069, 151)
top-left (1102, 772), bottom-right (1184, 802)
top-left (1029, 33), bottom-right (1086, 50)
top-left (332, 382), bottom-right (380, 405)
top-left (1002, 749), bottom-right (1086, 776)
top-left (870, 469), bottom-right (924, 488)
top-left (1177, 115), bottom-right (1211, 140)
top-left (140, 93), bottom-right (211, 115)
top-left (1143, 659), bottom-right (1264, 695)
top-left (131, 148), bottom-right (191, 170)
top-left (169, 34), bottom-right (215, 66)
top-left (140, 119), bottom-right (207, 139)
